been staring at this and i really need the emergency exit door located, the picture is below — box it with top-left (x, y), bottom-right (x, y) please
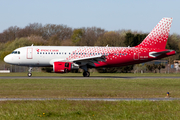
top-left (27, 48), bottom-right (33, 59)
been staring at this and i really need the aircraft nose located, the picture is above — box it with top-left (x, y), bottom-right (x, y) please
top-left (4, 55), bottom-right (11, 64)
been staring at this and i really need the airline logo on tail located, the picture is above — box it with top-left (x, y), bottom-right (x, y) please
top-left (136, 18), bottom-right (172, 49)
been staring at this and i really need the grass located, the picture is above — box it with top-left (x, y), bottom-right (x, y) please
top-left (0, 100), bottom-right (180, 120)
top-left (0, 75), bottom-right (180, 119)
top-left (0, 78), bottom-right (180, 98)
top-left (1, 72), bottom-right (180, 77)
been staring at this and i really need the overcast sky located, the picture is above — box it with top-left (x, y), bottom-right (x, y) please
top-left (0, 0), bottom-right (179, 34)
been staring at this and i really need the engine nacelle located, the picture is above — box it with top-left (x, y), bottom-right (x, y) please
top-left (53, 62), bottom-right (72, 73)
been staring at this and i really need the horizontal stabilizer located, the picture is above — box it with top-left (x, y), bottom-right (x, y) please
top-left (149, 50), bottom-right (173, 58)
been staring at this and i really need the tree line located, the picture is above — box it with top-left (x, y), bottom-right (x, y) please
top-left (0, 23), bottom-right (180, 72)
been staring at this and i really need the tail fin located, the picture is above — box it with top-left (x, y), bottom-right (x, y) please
top-left (136, 18), bottom-right (173, 49)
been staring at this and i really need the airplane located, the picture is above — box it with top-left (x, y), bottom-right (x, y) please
top-left (4, 17), bottom-right (176, 77)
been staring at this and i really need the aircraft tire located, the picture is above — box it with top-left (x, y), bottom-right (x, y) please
top-left (28, 73), bottom-right (32, 77)
top-left (83, 71), bottom-right (90, 77)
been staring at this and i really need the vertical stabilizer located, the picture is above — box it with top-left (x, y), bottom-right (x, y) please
top-left (136, 18), bottom-right (173, 49)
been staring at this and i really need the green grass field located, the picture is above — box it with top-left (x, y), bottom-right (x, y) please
top-left (0, 73), bottom-right (180, 119)
top-left (0, 78), bottom-right (180, 98)
top-left (1, 100), bottom-right (180, 120)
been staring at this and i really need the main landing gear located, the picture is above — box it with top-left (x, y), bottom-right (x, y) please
top-left (81, 65), bottom-right (90, 77)
top-left (28, 67), bottom-right (32, 77)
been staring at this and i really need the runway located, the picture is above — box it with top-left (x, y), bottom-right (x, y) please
top-left (1, 76), bottom-right (180, 79)
top-left (0, 98), bottom-right (180, 101)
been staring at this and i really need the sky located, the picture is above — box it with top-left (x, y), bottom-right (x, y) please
top-left (0, 0), bottom-right (180, 34)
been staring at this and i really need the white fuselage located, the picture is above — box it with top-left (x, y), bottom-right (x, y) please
top-left (4, 46), bottom-right (81, 67)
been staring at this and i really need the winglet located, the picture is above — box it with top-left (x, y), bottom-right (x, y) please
top-left (136, 18), bottom-right (173, 49)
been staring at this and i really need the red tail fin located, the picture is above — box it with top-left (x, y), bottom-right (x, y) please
top-left (136, 18), bottom-right (173, 49)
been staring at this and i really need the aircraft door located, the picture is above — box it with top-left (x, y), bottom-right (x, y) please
top-left (133, 53), bottom-right (139, 60)
top-left (27, 48), bottom-right (33, 59)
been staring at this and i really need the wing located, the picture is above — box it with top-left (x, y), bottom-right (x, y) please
top-left (69, 55), bottom-right (106, 67)
top-left (49, 55), bottom-right (107, 67)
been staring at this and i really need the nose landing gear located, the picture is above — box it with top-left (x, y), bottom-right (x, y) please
top-left (28, 67), bottom-right (32, 77)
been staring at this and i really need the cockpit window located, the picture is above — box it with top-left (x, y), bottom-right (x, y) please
top-left (11, 51), bottom-right (20, 54)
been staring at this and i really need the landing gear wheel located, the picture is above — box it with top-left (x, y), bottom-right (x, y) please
top-left (83, 71), bottom-right (90, 77)
top-left (28, 73), bottom-right (32, 77)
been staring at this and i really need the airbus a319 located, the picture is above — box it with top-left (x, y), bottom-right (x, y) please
top-left (4, 18), bottom-right (176, 77)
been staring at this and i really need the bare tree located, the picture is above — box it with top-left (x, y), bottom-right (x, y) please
top-left (95, 31), bottom-right (125, 47)
top-left (42, 24), bottom-right (72, 41)
top-left (80, 27), bottom-right (106, 46)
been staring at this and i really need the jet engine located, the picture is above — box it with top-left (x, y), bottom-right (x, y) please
top-left (53, 62), bottom-right (79, 73)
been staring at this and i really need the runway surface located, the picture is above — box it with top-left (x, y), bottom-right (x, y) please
top-left (1, 76), bottom-right (180, 79)
top-left (0, 98), bottom-right (180, 101)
